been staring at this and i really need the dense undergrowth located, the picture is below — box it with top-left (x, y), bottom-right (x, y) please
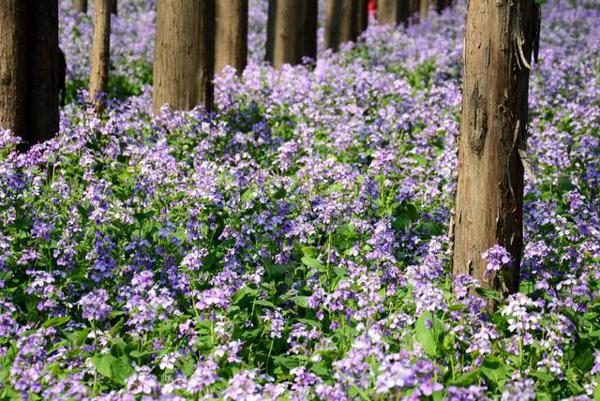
top-left (1, 1), bottom-right (599, 400)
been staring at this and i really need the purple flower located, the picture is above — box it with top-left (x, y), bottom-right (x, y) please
top-left (79, 289), bottom-right (112, 321)
top-left (481, 245), bottom-right (512, 277)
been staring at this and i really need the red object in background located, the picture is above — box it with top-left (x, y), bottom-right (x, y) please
top-left (369, 0), bottom-right (377, 15)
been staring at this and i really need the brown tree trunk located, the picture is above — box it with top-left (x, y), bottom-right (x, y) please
top-left (409, 0), bottom-right (420, 22)
top-left (420, 0), bottom-right (429, 20)
top-left (0, 1), bottom-right (26, 137)
top-left (0, 0), bottom-right (59, 146)
top-left (215, 0), bottom-right (248, 76)
top-left (377, 0), bottom-right (409, 26)
top-left (452, 0), bottom-right (540, 294)
top-left (89, 0), bottom-right (111, 115)
top-left (153, 0), bottom-right (214, 113)
top-left (74, 0), bottom-right (88, 13)
top-left (266, 0), bottom-right (317, 68)
top-left (325, 0), bottom-right (367, 51)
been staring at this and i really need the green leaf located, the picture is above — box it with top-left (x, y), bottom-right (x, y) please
top-left (290, 296), bottom-right (309, 308)
top-left (91, 354), bottom-right (133, 384)
top-left (231, 286), bottom-right (258, 304)
top-left (91, 354), bottom-right (115, 379)
top-left (301, 256), bottom-right (325, 271)
top-left (416, 312), bottom-right (438, 357)
top-left (475, 287), bottom-right (504, 301)
top-left (42, 316), bottom-right (70, 328)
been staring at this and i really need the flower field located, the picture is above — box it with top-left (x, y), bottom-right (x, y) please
top-left (1, 1), bottom-right (599, 400)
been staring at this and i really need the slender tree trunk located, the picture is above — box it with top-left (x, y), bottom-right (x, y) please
top-left (435, 0), bottom-right (452, 13)
top-left (266, 0), bottom-right (317, 68)
top-left (111, 0), bottom-right (117, 15)
top-left (377, 0), bottom-right (409, 26)
top-left (89, 0), bottom-right (111, 114)
top-left (215, 0), bottom-right (248, 76)
top-left (420, 0), bottom-right (429, 20)
top-left (0, 0), bottom-right (59, 147)
top-left (409, 0), bottom-right (420, 22)
top-left (452, 0), bottom-right (540, 294)
top-left (0, 1), bottom-right (26, 137)
top-left (74, 0), bottom-right (88, 13)
top-left (153, 0), bottom-right (214, 113)
top-left (325, 0), bottom-right (367, 51)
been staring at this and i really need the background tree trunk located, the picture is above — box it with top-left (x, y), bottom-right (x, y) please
top-left (420, 0), bottom-right (429, 20)
top-left (452, 0), bottom-right (540, 294)
top-left (26, 0), bottom-right (60, 145)
top-left (325, 0), bottom-right (368, 52)
top-left (215, 0), bottom-right (248, 76)
top-left (0, 1), bottom-right (26, 137)
top-left (377, 0), bottom-right (409, 26)
top-left (89, 0), bottom-right (111, 114)
top-left (409, 0), bottom-right (420, 22)
top-left (74, 0), bottom-right (88, 13)
top-left (153, 0), bottom-right (214, 113)
top-left (111, 0), bottom-right (117, 15)
top-left (435, 0), bottom-right (452, 13)
top-left (266, 0), bottom-right (317, 68)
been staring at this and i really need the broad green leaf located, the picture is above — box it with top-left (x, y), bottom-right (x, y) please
top-left (416, 311), bottom-right (438, 356)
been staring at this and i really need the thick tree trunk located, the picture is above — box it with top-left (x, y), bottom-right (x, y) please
top-left (26, 0), bottom-right (60, 145)
top-left (266, 0), bottom-right (317, 68)
top-left (153, 0), bottom-right (214, 113)
top-left (1, 1), bottom-right (59, 147)
top-left (452, 0), bottom-right (540, 294)
top-left (89, 0), bottom-right (111, 114)
top-left (0, 1), bottom-right (26, 137)
top-left (74, 0), bottom-right (88, 13)
top-left (325, 0), bottom-right (367, 51)
top-left (377, 0), bottom-right (409, 26)
top-left (215, 0), bottom-right (248, 76)
top-left (420, 0), bottom-right (429, 20)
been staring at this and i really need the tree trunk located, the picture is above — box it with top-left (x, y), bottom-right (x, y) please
top-left (153, 0), bottom-right (214, 113)
top-left (435, 0), bottom-right (452, 13)
top-left (452, 0), bottom-right (540, 294)
top-left (215, 0), bottom-right (248, 76)
top-left (89, 0), bottom-right (111, 114)
top-left (325, 0), bottom-right (367, 51)
top-left (266, 0), bottom-right (317, 68)
top-left (0, 1), bottom-right (26, 137)
top-left (409, 0), bottom-right (420, 22)
top-left (0, 0), bottom-right (59, 147)
top-left (74, 0), bottom-right (87, 13)
top-left (27, 1), bottom-right (60, 145)
top-left (420, 0), bottom-right (429, 20)
top-left (377, 0), bottom-right (409, 26)
top-left (111, 0), bottom-right (117, 15)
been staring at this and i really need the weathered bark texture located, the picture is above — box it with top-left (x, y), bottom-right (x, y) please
top-left (215, 0), bottom-right (248, 75)
top-left (0, 1), bottom-right (59, 146)
top-left (325, 0), bottom-right (368, 51)
top-left (153, 0), bottom-right (215, 113)
top-left (420, 0), bottom-right (429, 20)
top-left (377, 0), bottom-right (409, 26)
top-left (74, 0), bottom-right (88, 13)
top-left (89, 0), bottom-right (112, 114)
top-left (0, 1), bottom-right (26, 137)
top-left (452, 0), bottom-right (540, 294)
top-left (266, 0), bottom-right (317, 68)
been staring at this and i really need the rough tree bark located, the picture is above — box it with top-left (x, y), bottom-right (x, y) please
top-left (215, 0), bottom-right (248, 75)
top-left (0, 0), bottom-right (59, 147)
top-left (377, 0), bottom-right (409, 26)
top-left (266, 0), bottom-right (317, 68)
top-left (325, 0), bottom-right (368, 51)
top-left (0, 1), bottom-right (26, 137)
top-left (89, 0), bottom-right (111, 114)
top-left (153, 0), bottom-right (215, 113)
top-left (452, 0), bottom-right (540, 294)
top-left (74, 0), bottom-right (88, 13)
